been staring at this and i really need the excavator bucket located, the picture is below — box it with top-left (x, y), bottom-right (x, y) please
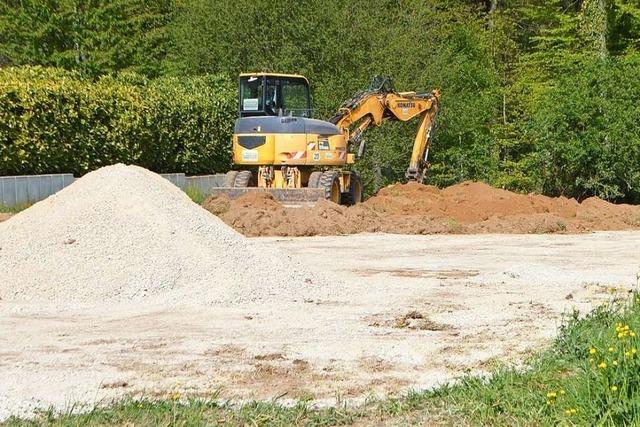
top-left (208, 187), bottom-right (326, 207)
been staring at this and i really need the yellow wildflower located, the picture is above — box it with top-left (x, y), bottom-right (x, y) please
top-left (571, 408), bottom-right (577, 414)
top-left (547, 391), bottom-right (557, 398)
top-left (613, 360), bottom-right (619, 366)
top-left (559, 390), bottom-right (566, 395)
top-left (631, 332), bottom-right (636, 337)
top-left (565, 409), bottom-right (572, 416)
top-left (608, 347), bottom-right (615, 352)
top-left (611, 385), bottom-right (618, 392)
top-left (598, 361), bottom-right (607, 369)
top-left (589, 348), bottom-right (597, 354)
top-left (632, 348), bottom-right (637, 354)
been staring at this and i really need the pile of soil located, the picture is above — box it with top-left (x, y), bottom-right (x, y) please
top-left (0, 164), bottom-right (335, 305)
top-left (204, 181), bottom-right (640, 237)
top-left (0, 213), bottom-right (12, 223)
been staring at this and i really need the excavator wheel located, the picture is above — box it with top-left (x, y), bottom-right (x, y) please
top-left (223, 171), bottom-right (239, 187)
top-left (234, 170), bottom-right (254, 187)
top-left (223, 170), bottom-right (255, 188)
top-left (342, 172), bottom-right (363, 206)
top-left (308, 171), bottom-right (323, 189)
top-left (319, 171), bottom-right (341, 204)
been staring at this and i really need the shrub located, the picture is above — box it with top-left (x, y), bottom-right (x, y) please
top-left (0, 66), bottom-right (236, 176)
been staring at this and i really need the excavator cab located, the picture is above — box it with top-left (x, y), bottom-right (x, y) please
top-left (239, 74), bottom-right (312, 118)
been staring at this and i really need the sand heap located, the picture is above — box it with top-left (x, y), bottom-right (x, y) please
top-left (205, 181), bottom-right (640, 237)
top-left (0, 165), bottom-right (334, 305)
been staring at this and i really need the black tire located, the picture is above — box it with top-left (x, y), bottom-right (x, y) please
top-left (234, 170), bottom-right (254, 187)
top-left (308, 171), bottom-right (323, 188)
top-left (319, 170), bottom-right (341, 204)
top-left (223, 171), bottom-right (239, 187)
top-left (341, 172), bottom-right (363, 206)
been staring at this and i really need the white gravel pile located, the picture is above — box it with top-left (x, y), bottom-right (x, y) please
top-left (0, 164), bottom-right (334, 306)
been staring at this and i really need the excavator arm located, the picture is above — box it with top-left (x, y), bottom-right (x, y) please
top-left (329, 77), bottom-right (440, 182)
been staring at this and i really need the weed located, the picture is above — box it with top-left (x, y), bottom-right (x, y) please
top-left (393, 311), bottom-right (445, 331)
top-left (445, 218), bottom-right (463, 233)
top-left (0, 202), bottom-right (31, 214)
top-left (184, 186), bottom-right (206, 205)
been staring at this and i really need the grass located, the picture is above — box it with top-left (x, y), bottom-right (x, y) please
top-left (4, 294), bottom-right (640, 426)
top-left (4, 399), bottom-right (360, 427)
top-left (184, 186), bottom-right (206, 205)
top-left (0, 202), bottom-right (31, 214)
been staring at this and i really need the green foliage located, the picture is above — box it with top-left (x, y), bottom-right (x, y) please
top-left (3, 0), bottom-right (640, 202)
top-left (3, 397), bottom-right (358, 426)
top-left (481, 0), bottom-right (640, 201)
top-left (0, 202), bottom-right (30, 213)
top-left (0, 0), bottom-right (174, 77)
top-left (531, 56), bottom-right (640, 201)
top-left (0, 66), bottom-right (235, 176)
top-left (184, 186), bottom-right (205, 204)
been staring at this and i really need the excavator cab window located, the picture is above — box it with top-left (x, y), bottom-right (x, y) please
top-left (239, 75), bottom-right (311, 118)
top-left (280, 78), bottom-right (311, 117)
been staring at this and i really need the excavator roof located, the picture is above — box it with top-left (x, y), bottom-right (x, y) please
top-left (239, 72), bottom-right (309, 83)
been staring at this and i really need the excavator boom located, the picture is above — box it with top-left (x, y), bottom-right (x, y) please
top-left (330, 76), bottom-right (440, 182)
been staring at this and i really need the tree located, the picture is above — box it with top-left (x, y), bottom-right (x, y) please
top-left (581, 0), bottom-right (609, 58)
top-left (0, 0), bottom-right (174, 77)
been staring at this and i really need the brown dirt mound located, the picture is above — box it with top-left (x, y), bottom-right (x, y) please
top-left (0, 213), bottom-right (12, 223)
top-left (203, 181), bottom-right (640, 237)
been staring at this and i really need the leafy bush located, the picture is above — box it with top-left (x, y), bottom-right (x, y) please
top-left (0, 66), bottom-right (235, 176)
top-left (530, 57), bottom-right (640, 202)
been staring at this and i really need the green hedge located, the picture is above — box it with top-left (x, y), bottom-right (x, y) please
top-left (0, 66), bottom-right (236, 176)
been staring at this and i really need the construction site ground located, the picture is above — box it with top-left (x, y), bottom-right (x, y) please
top-left (2, 231), bottom-right (639, 420)
top-left (205, 181), bottom-right (640, 237)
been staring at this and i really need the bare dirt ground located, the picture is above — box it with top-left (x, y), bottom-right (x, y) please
top-left (1, 231), bottom-right (639, 420)
top-left (206, 181), bottom-right (640, 236)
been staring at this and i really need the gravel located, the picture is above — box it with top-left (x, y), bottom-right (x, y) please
top-left (0, 164), bottom-right (336, 306)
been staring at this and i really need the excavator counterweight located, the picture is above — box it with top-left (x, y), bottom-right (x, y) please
top-left (210, 73), bottom-right (440, 206)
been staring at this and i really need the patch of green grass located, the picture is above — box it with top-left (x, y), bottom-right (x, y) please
top-left (400, 294), bottom-right (640, 426)
top-left (0, 202), bottom-right (31, 213)
top-left (5, 294), bottom-right (640, 426)
top-left (184, 186), bottom-right (206, 205)
top-left (4, 398), bottom-right (359, 427)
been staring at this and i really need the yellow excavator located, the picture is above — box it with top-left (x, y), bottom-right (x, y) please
top-left (215, 72), bottom-right (440, 205)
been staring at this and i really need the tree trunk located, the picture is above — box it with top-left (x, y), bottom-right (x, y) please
top-left (581, 0), bottom-right (608, 59)
top-left (488, 0), bottom-right (497, 14)
top-left (487, 0), bottom-right (498, 28)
